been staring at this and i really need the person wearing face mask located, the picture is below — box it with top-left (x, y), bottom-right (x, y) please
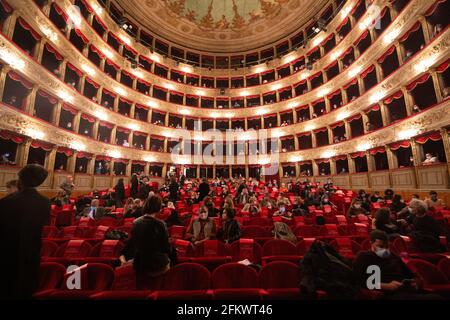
top-left (353, 230), bottom-right (442, 300)
top-left (185, 205), bottom-right (216, 245)
top-left (347, 199), bottom-right (368, 216)
top-left (356, 190), bottom-right (371, 212)
top-left (217, 207), bottom-right (240, 244)
top-left (389, 194), bottom-right (407, 214)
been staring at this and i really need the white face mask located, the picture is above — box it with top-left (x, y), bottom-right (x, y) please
top-left (375, 248), bottom-right (391, 259)
top-left (354, 204), bottom-right (361, 209)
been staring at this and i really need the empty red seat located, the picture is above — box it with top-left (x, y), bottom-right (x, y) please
top-left (96, 217), bottom-right (118, 227)
top-left (211, 263), bottom-right (261, 300)
top-left (246, 217), bottom-right (271, 227)
top-left (241, 225), bottom-right (271, 238)
top-left (259, 261), bottom-right (302, 300)
top-left (77, 217), bottom-right (96, 228)
top-left (228, 239), bottom-right (262, 264)
top-left (34, 262), bottom-right (66, 297)
top-left (46, 240), bottom-right (93, 265)
top-left (191, 240), bottom-right (231, 271)
top-left (41, 240), bottom-right (59, 258)
top-left (78, 240), bottom-right (124, 266)
top-left (329, 238), bottom-right (362, 259)
top-left (150, 263), bottom-right (211, 300)
top-left (406, 259), bottom-right (450, 297)
top-left (319, 224), bottom-right (341, 237)
top-left (297, 238), bottom-right (316, 256)
top-left (294, 225), bottom-right (318, 237)
top-left (262, 239), bottom-right (301, 265)
top-left (168, 225), bottom-right (186, 240)
top-left (39, 263), bottom-right (115, 299)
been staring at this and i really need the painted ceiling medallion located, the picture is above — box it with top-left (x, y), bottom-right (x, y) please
top-left (162, 0), bottom-right (288, 31)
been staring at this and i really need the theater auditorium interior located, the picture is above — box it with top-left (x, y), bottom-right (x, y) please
top-left (0, 0), bottom-right (450, 305)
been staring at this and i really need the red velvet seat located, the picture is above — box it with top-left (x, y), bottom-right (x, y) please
top-left (329, 238), bottom-right (362, 260)
top-left (296, 238), bottom-right (316, 256)
top-left (191, 240), bottom-right (231, 271)
top-left (44, 240), bottom-right (93, 265)
top-left (173, 239), bottom-right (195, 263)
top-left (246, 217), bottom-right (272, 227)
top-left (168, 225), bottom-right (186, 240)
top-left (437, 258), bottom-right (450, 281)
top-left (150, 263), bottom-right (211, 300)
top-left (294, 225), bottom-right (318, 238)
top-left (261, 239), bottom-right (302, 265)
top-left (41, 240), bottom-right (59, 258)
top-left (228, 239), bottom-right (262, 264)
top-left (241, 225), bottom-right (271, 238)
top-left (42, 226), bottom-right (59, 238)
top-left (211, 263), bottom-right (261, 300)
top-left (259, 261), bottom-right (302, 300)
top-left (406, 259), bottom-right (450, 297)
top-left (78, 240), bottom-right (124, 266)
top-left (34, 262), bottom-right (66, 296)
top-left (96, 217), bottom-right (118, 227)
top-left (39, 263), bottom-right (115, 299)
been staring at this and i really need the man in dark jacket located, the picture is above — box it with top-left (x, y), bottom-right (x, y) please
top-left (197, 178), bottom-right (210, 202)
top-left (137, 178), bottom-right (150, 200)
top-left (217, 208), bottom-right (240, 244)
top-left (168, 177), bottom-right (179, 202)
top-left (0, 164), bottom-right (51, 299)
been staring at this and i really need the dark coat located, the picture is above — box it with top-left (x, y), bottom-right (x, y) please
top-left (137, 182), bottom-right (150, 200)
top-left (0, 188), bottom-right (51, 299)
top-left (217, 219), bottom-right (241, 243)
top-left (198, 182), bottom-right (210, 202)
top-left (130, 178), bottom-right (139, 198)
top-left (169, 181), bottom-right (179, 201)
top-left (114, 182), bottom-right (125, 206)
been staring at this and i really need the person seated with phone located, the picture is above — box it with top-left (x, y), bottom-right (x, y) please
top-left (273, 202), bottom-right (293, 221)
top-left (353, 230), bottom-right (443, 300)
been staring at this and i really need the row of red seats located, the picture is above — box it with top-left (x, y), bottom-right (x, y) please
top-left (35, 258), bottom-right (450, 300)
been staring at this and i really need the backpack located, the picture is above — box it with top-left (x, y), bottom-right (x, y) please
top-left (300, 240), bottom-right (359, 299)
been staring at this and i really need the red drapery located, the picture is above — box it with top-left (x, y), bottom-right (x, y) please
top-left (0, 0), bottom-right (12, 12)
top-left (90, 45), bottom-right (106, 59)
top-left (109, 32), bottom-right (124, 45)
top-left (114, 158), bottom-right (129, 164)
top-left (350, 0), bottom-right (361, 14)
top-left (80, 0), bottom-right (94, 13)
top-left (353, 30), bottom-right (369, 46)
top-left (30, 140), bottom-right (53, 151)
top-left (278, 86), bottom-right (292, 93)
top-left (37, 91), bottom-right (58, 104)
top-left (415, 131), bottom-right (441, 144)
top-left (437, 59), bottom-right (450, 73)
top-left (377, 46), bottom-right (396, 64)
top-left (153, 85), bottom-right (168, 92)
top-left (135, 104), bottom-right (149, 110)
top-left (361, 65), bottom-right (375, 79)
top-left (132, 160), bottom-right (146, 166)
top-left (81, 113), bottom-right (96, 123)
top-left (151, 135), bottom-right (165, 141)
top-left (67, 63), bottom-right (83, 76)
top-left (276, 64), bottom-right (289, 71)
top-left (0, 130), bottom-right (24, 143)
top-left (263, 113), bottom-right (277, 119)
top-left (121, 69), bottom-right (136, 80)
top-left (324, 60), bottom-right (338, 71)
top-left (383, 91), bottom-right (403, 105)
top-left (77, 152), bottom-right (93, 159)
top-left (320, 33), bottom-right (334, 46)
top-left (294, 79), bottom-right (307, 87)
top-left (74, 28), bottom-right (89, 44)
top-left (137, 77), bottom-right (151, 86)
top-left (262, 91), bottom-right (276, 97)
top-left (389, 140), bottom-right (410, 150)
top-left (18, 18), bottom-right (41, 40)
top-left (85, 78), bottom-right (100, 89)
top-left (296, 105), bottom-right (309, 111)
top-left (102, 88), bottom-right (117, 98)
top-left (315, 158), bottom-right (330, 164)
top-left (57, 147), bottom-right (73, 157)
top-left (133, 131), bottom-right (147, 137)
top-left (62, 103), bottom-right (78, 115)
top-left (369, 147), bottom-right (386, 155)
top-left (155, 63), bottom-right (168, 70)
top-left (308, 72), bottom-right (322, 81)
top-left (339, 46), bottom-right (353, 59)
top-left (279, 135), bottom-right (293, 141)
top-left (365, 104), bottom-right (380, 113)
top-left (327, 89), bottom-right (341, 99)
top-left (306, 46), bottom-right (319, 56)
top-left (123, 44), bottom-right (138, 56)
top-left (343, 78), bottom-right (358, 90)
top-left (8, 72), bottom-right (33, 89)
top-left (105, 59), bottom-right (120, 70)
top-left (170, 91), bottom-right (184, 97)
top-left (330, 121), bottom-right (344, 129)
top-left (312, 98), bottom-right (325, 106)
top-left (297, 132), bottom-right (311, 137)
top-left (96, 155), bottom-right (111, 162)
top-left (99, 121), bottom-right (114, 129)
top-left (94, 15), bottom-right (107, 30)
top-left (336, 17), bottom-right (349, 32)
top-left (425, 0), bottom-right (447, 16)
top-left (348, 113), bottom-right (362, 122)
top-left (351, 151), bottom-right (366, 159)
top-left (399, 22), bottom-right (421, 42)
top-left (333, 155), bottom-right (348, 161)
top-left (45, 44), bottom-right (63, 61)
top-left (52, 3), bottom-right (68, 21)
top-left (116, 127), bottom-right (130, 134)
top-left (313, 127), bottom-right (327, 133)
top-left (119, 96), bottom-right (132, 104)
top-left (406, 73), bottom-right (431, 91)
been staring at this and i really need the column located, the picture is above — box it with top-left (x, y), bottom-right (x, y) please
top-left (73, 112), bottom-right (81, 133)
top-left (344, 120), bottom-right (352, 139)
top-left (380, 102), bottom-right (390, 126)
top-left (2, 12), bottom-right (18, 38)
top-left (67, 151), bottom-right (78, 175)
top-left (24, 86), bottom-right (38, 115)
top-left (17, 139), bottom-right (31, 166)
top-left (431, 71), bottom-right (444, 102)
top-left (0, 66), bottom-right (10, 101)
top-left (52, 101), bottom-right (63, 126)
top-left (93, 120), bottom-right (100, 140)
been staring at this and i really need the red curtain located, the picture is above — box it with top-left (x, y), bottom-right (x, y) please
top-left (383, 91), bottom-right (403, 105)
top-left (0, 0), bottom-right (12, 12)
top-left (151, 135), bottom-right (165, 141)
top-left (425, 0), bottom-right (447, 17)
top-left (67, 63), bottom-right (83, 76)
top-left (119, 96), bottom-right (132, 104)
top-left (8, 72), bottom-right (33, 89)
top-left (37, 91), bottom-right (58, 104)
top-left (81, 113), bottom-right (95, 123)
top-left (297, 132), bottom-right (311, 137)
top-left (415, 132), bottom-right (442, 144)
top-left (153, 85), bottom-right (168, 92)
top-left (133, 131), bottom-right (147, 137)
top-left (155, 63), bottom-right (168, 70)
top-left (90, 45), bottom-right (106, 59)
top-left (279, 135), bottom-right (293, 141)
top-left (18, 18), bottom-right (41, 40)
top-left (116, 127), bottom-right (130, 134)
top-left (306, 46), bottom-right (319, 56)
top-left (320, 33), bottom-right (334, 46)
top-left (77, 152), bottom-right (93, 159)
top-left (365, 104), bottom-right (380, 113)
top-left (324, 60), bottom-right (338, 71)
top-left (348, 113), bottom-right (362, 122)
top-left (437, 59), bottom-right (450, 73)
top-left (377, 46), bottom-right (396, 64)
top-left (316, 158), bottom-right (330, 164)
top-left (170, 91), bottom-right (184, 97)
top-left (313, 127), bottom-right (327, 133)
top-left (406, 73), bottom-right (430, 91)
top-left (327, 89), bottom-right (341, 99)
top-left (312, 98), bottom-right (325, 106)
top-left (109, 32), bottom-right (124, 45)
top-left (99, 121), bottom-right (114, 129)
top-left (45, 44), bottom-right (63, 61)
top-left (263, 91), bottom-right (276, 97)
top-left (278, 86), bottom-right (292, 93)
top-left (330, 121), bottom-right (344, 129)
top-left (132, 160), bottom-right (146, 166)
top-left (339, 46), bottom-right (353, 59)
top-left (360, 65), bottom-right (375, 79)
top-left (389, 140), bottom-right (410, 150)
top-left (308, 72), bottom-right (322, 81)
top-left (62, 103), bottom-right (78, 115)
top-left (96, 155), bottom-right (111, 161)
top-left (353, 30), bottom-right (369, 46)
top-left (103, 88), bottom-right (117, 98)
top-left (0, 130), bottom-right (24, 143)
top-left (74, 28), bottom-right (89, 44)
top-left (333, 155), bottom-right (348, 161)
top-left (399, 22), bottom-right (421, 42)
top-left (343, 78), bottom-right (358, 90)
top-left (80, 0), bottom-right (94, 13)
top-left (369, 147), bottom-right (386, 155)
top-left (105, 59), bottom-right (120, 70)
top-left (135, 104), bottom-right (149, 110)
top-left (114, 158), bottom-right (129, 164)
top-left (137, 78), bottom-right (151, 86)
top-left (85, 78), bottom-right (100, 89)
top-left (276, 64), bottom-right (289, 71)
top-left (30, 140), bottom-right (53, 151)
top-left (351, 152), bottom-right (366, 159)
top-left (94, 15), bottom-right (107, 30)
top-left (294, 79), bottom-right (307, 87)
top-left (336, 17), bottom-right (349, 32)
top-left (122, 70), bottom-right (136, 80)
top-left (57, 147), bottom-right (73, 157)
top-left (52, 3), bottom-right (68, 21)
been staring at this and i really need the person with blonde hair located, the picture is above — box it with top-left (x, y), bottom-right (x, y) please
top-left (242, 197), bottom-right (261, 216)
